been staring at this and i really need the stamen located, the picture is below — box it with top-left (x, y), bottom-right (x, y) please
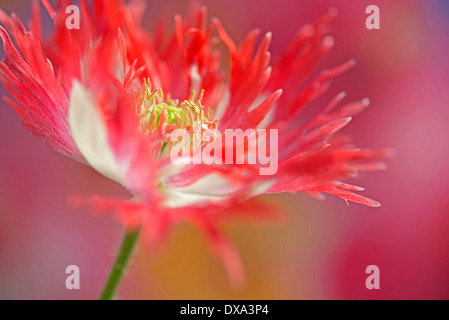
top-left (136, 79), bottom-right (219, 137)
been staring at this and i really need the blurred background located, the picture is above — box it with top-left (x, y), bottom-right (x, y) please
top-left (0, 0), bottom-right (448, 299)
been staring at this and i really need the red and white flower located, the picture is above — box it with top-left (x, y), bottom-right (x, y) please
top-left (0, 0), bottom-right (392, 285)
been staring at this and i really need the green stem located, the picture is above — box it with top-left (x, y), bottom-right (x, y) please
top-left (99, 228), bottom-right (141, 300)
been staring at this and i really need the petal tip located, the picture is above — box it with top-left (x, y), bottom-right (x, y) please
top-left (362, 97), bottom-right (371, 106)
top-left (328, 7), bottom-right (339, 17)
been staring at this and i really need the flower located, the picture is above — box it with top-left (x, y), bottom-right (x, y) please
top-left (0, 0), bottom-right (392, 286)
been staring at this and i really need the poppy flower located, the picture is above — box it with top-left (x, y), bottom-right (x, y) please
top-left (0, 0), bottom-right (391, 296)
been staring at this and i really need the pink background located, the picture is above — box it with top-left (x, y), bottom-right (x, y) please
top-left (0, 0), bottom-right (448, 299)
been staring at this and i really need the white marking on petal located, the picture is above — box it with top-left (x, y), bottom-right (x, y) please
top-left (114, 53), bottom-right (125, 84)
top-left (162, 173), bottom-right (237, 208)
top-left (69, 82), bottom-right (122, 183)
top-left (162, 172), bottom-right (276, 209)
top-left (190, 64), bottom-right (202, 98)
top-left (247, 94), bottom-right (268, 112)
top-left (257, 106), bottom-right (276, 129)
top-left (247, 179), bottom-right (276, 198)
top-left (215, 88), bottom-right (230, 119)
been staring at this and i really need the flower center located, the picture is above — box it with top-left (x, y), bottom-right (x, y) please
top-left (136, 79), bottom-right (220, 158)
top-left (136, 79), bottom-right (218, 134)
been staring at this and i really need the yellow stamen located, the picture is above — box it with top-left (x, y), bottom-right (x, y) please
top-left (136, 78), bottom-right (218, 134)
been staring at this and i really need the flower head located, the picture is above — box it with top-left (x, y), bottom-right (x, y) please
top-left (0, 0), bottom-right (392, 286)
